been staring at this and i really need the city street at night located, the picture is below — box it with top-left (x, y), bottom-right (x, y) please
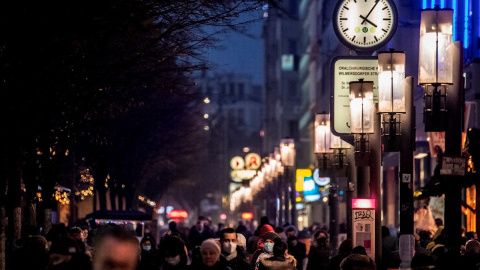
top-left (1, 0), bottom-right (480, 270)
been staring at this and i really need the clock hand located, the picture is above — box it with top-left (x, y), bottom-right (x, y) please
top-left (359, 15), bottom-right (377, 27)
top-left (361, 0), bottom-right (380, 25)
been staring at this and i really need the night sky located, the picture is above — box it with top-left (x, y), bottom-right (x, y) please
top-left (204, 12), bottom-right (265, 84)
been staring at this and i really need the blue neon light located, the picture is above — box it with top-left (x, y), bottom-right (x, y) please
top-left (440, 0), bottom-right (445, 8)
top-left (423, 0), bottom-right (427, 9)
top-left (453, 0), bottom-right (457, 41)
top-left (464, 0), bottom-right (469, 48)
top-left (431, 0), bottom-right (435, 8)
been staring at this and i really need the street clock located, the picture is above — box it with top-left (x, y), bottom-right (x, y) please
top-left (333, 0), bottom-right (398, 54)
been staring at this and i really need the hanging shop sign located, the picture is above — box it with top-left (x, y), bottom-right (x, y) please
top-left (303, 176), bottom-right (321, 202)
top-left (313, 168), bottom-right (331, 186)
top-left (230, 153), bottom-right (261, 182)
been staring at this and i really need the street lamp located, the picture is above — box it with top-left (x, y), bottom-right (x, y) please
top-left (280, 138), bottom-right (296, 225)
top-left (378, 49), bottom-right (406, 151)
top-left (419, 7), bottom-right (453, 131)
top-left (315, 114), bottom-right (334, 171)
top-left (349, 80), bottom-right (374, 165)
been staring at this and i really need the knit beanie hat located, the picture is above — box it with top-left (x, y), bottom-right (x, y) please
top-left (201, 238), bottom-right (221, 255)
top-left (263, 232), bottom-right (280, 242)
top-left (260, 224), bottom-right (275, 235)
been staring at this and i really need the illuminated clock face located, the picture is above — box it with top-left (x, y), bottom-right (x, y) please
top-left (333, 0), bottom-right (398, 51)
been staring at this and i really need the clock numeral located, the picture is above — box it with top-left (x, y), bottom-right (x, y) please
top-left (382, 6), bottom-right (388, 10)
top-left (343, 6), bottom-right (349, 10)
top-left (352, 35), bottom-right (356, 41)
top-left (382, 28), bottom-right (388, 33)
top-left (374, 36), bottom-right (378, 41)
top-left (343, 28), bottom-right (348, 32)
top-left (363, 37), bottom-right (366, 44)
top-left (383, 18), bottom-right (391, 20)
top-left (340, 18), bottom-right (348, 20)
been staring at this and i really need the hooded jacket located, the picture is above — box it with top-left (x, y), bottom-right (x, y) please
top-left (257, 254), bottom-right (296, 270)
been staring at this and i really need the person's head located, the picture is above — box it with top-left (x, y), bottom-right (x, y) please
top-left (263, 232), bottom-right (280, 253)
top-left (92, 225), bottom-right (140, 270)
top-left (220, 228), bottom-right (237, 254)
top-left (285, 226), bottom-right (297, 238)
top-left (260, 216), bottom-right (270, 225)
top-left (410, 252), bottom-right (435, 270)
top-left (351, 245), bottom-right (368, 255)
top-left (340, 254), bottom-right (375, 270)
top-left (69, 227), bottom-right (84, 242)
top-left (140, 237), bottom-right (154, 252)
top-left (260, 224), bottom-right (275, 235)
top-left (465, 231), bottom-right (477, 240)
top-left (313, 230), bottom-right (328, 246)
top-left (466, 239), bottom-right (480, 254)
top-left (200, 239), bottom-right (221, 267)
top-left (162, 235), bottom-right (187, 266)
top-left (381, 226), bottom-right (390, 238)
top-left (168, 221), bottom-right (177, 231)
top-left (338, 239), bottom-right (353, 256)
top-left (272, 238), bottom-right (288, 257)
top-left (236, 232), bottom-right (247, 250)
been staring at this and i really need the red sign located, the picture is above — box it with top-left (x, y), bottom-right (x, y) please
top-left (241, 212), bottom-right (253, 220)
top-left (168, 210), bottom-right (188, 219)
top-left (352, 199), bottom-right (376, 209)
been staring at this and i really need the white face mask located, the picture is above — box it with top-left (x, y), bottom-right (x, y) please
top-left (166, 255), bottom-right (181, 266)
top-left (222, 242), bottom-right (237, 254)
top-left (264, 242), bottom-right (274, 253)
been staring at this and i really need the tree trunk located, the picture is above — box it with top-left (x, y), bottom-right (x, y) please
top-left (0, 205), bottom-right (6, 270)
top-left (26, 202), bottom-right (37, 228)
top-left (44, 208), bottom-right (52, 235)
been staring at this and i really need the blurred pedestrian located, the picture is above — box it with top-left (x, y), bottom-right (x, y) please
top-left (91, 225), bottom-right (140, 270)
top-left (306, 230), bottom-right (330, 270)
top-left (339, 254), bottom-right (375, 270)
top-left (328, 239), bottom-right (352, 270)
top-left (139, 236), bottom-right (158, 270)
top-left (285, 226), bottom-right (306, 270)
top-left (190, 238), bottom-right (227, 270)
top-left (219, 228), bottom-right (249, 270)
top-left (250, 231), bottom-right (280, 269)
top-left (158, 234), bottom-right (189, 270)
top-left (257, 238), bottom-right (296, 270)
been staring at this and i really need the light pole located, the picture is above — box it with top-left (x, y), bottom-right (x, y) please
top-left (378, 49), bottom-right (416, 269)
top-left (280, 138), bottom-right (296, 226)
top-left (315, 113), bottom-right (351, 256)
top-left (418, 6), bottom-right (464, 255)
top-left (349, 80), bottom-right (382, 262)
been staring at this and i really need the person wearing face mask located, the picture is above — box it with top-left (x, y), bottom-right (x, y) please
top-left (253, 232), bottom-right (281, 270)
top-left (257, 238), bottom-right (296, 270)
top-left (218, 228), bottom-right (250, 270)
top-left (285, 226), bottom-right (306, 270)
top-left (159, 235), bottom-right (189, 270)
top-left (139, 237), bottom-right (158, 270)
top-left (306, 230), bottom-right (330, 270)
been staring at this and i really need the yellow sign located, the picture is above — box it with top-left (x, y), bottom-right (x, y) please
top-left (296, 169), bottom-right (312, 192)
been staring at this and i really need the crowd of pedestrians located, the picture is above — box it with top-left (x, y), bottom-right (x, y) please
top-left (9, 215), bottom-right (480, 270)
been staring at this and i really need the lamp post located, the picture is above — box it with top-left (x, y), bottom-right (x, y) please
top-left (418, 7), bottom-right (464, 255)
top-left (274, 147), bottom-right (284, 226)
top-left (280, 138), bottom-right (296, 226)
top-left (315, 113), bottom-right (351, 255)
top-left (378, 49), bottom-right (416, 269)
top-left (349, 79), bottom-right (382, 262)
top-left (349, 80), bottom-right (375, 167)
top-left (378, 49), bottom-right (406, 151)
